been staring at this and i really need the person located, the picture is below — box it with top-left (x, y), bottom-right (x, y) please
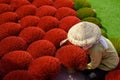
top-left (60, 21), bottom-right (119, 80)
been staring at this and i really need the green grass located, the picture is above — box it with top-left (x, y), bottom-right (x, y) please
top-left (88, 0), bottom-right (120, 38)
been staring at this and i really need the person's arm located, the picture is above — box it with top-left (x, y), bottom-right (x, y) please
top-left (86, 45), bottom-right (104, 69)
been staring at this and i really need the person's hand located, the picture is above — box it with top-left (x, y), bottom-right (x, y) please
top-left (78, 63), bottom-right (92, 71)
top-left (86, 63), bottom-right (92, 69)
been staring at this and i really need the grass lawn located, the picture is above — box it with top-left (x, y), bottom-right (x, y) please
top-left (88, 0), bottom-right (120, 38)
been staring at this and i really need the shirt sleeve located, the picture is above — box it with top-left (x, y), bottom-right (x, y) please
top-left (86, 45), bottom-right (104, 69)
